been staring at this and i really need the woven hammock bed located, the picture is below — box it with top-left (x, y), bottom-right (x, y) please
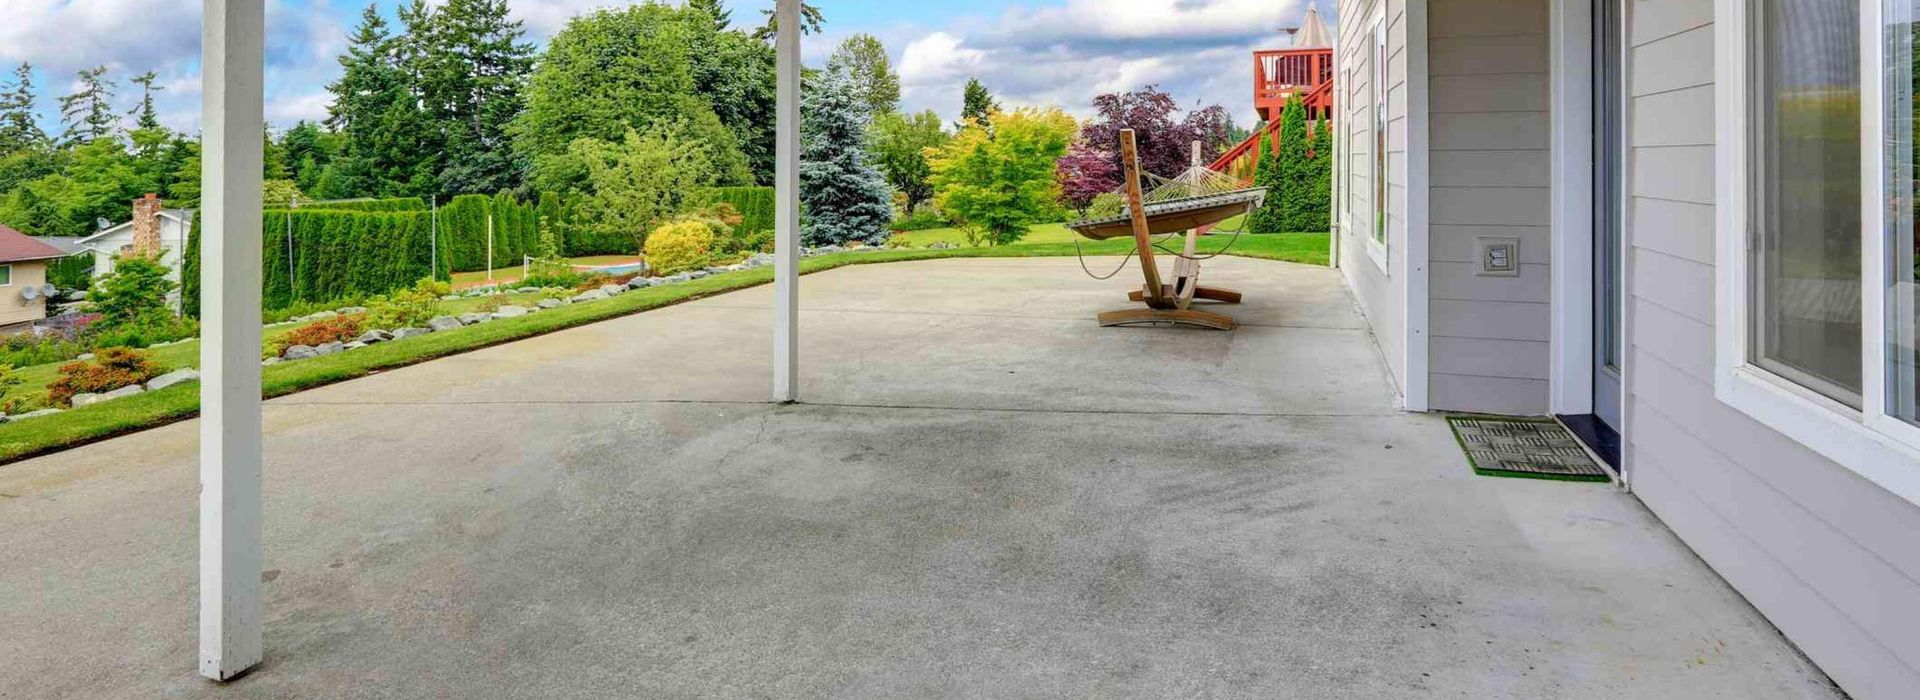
top-left (1065, 129), bottom-right (1268, 330)
top-left (1064, 188), bottom-right (1267, 240)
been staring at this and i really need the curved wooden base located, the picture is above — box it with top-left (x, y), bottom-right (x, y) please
top-left (1097, 308), bottom-right (1236, 331)
top-left (1128, 285), bottom-right (1243, 305)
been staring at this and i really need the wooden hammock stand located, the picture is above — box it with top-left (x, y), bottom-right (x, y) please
top-left (1070, 129), bottom-right (1257, 331)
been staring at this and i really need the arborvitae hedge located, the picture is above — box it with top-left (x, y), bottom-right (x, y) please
top-left (693, 187), bottom-right (774, 236)
top-left (435, 193), bottom-right (547, 273)
top-left (183, 208), bottom-right (451, 316)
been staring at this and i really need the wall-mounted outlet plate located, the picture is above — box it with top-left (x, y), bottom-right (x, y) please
top-left (1476, 236), bottom-right (1520, 277)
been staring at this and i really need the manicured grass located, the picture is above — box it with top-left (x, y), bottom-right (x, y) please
top-left (449, 255), bottom-right (644, 289)
top-left (0, 230), bottom-right (1329, 464)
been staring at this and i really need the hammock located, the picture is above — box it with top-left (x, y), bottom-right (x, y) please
top-left (1064, 166), bottom-right (1266, 240)
top-left (1068, 130), bottom-right (1265, 331)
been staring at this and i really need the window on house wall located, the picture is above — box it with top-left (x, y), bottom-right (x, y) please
top-left (0, 265), bottom-right (13, 286)
top-left (1889, 0), bottom-right (1920, 426)
top-left (1718, 0), bottom-right (1920, 495)
top-left (1750, 0), bottom-right (1863, 406)
top-left (1373, 19), bottom-right (1389, 250)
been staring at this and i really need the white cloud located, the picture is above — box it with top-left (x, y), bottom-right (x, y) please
top-left (889, 0), bottom-right (1324, 128)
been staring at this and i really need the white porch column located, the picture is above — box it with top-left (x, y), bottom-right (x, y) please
top-left (772, 0), bottom-right (801, 402)
top-left (199, 0), bottom-right (266, 681)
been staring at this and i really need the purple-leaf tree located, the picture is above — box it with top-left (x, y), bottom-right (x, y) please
top-left (1057, 85), bottom-right (1240, 211)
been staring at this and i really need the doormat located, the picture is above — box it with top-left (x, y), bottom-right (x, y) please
top-left (1445, 416), bottom-right (1612, 483)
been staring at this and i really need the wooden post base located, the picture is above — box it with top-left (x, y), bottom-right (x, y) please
top-left (1097, 308), bottom-right (1236, 331)
top-left (1128, 285), bottom-right (1243, 305)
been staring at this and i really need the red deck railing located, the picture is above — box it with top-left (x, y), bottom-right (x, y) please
top-left (1209, 78), bottom-right (1334, 182)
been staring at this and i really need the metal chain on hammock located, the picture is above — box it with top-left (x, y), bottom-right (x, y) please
top-left (1072, 227), bottom-right (1188, 280)
top-left (1152, 207), bottom-right (1253, 262)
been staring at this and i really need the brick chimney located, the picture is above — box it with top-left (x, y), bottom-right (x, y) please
top-left (130, 193), bottom-right (163, 257)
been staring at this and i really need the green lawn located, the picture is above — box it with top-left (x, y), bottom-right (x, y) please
top-left (0, 228), bottom-right (1329, 463)
top-left (449, 255), bottom-right (644, 289)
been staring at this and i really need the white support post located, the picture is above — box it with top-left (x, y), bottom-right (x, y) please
top-left (199, 0), bottom-right (266, 682)
top-left (772, 0), bottom-right (801, 403)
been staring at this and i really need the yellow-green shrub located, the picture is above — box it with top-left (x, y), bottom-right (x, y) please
top-left (644, 220), bottom-right (714, 276)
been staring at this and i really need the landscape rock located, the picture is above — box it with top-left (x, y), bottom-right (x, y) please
top-left (514, 286), bottom-right (539, 293)
top-left (337, 306), bottom-right (368, 315)
top-left (570, 289), bottom-right (609, 304)
top-left (458, 312), bottom-right (492, 325)
top-left (12, 408), bottom-right (61, 420)
top-left (104, 384), bottom-right (145, 400)
top-left (262, 357), bottom-right (282, 366)
top-left (537, 298), bottom-right (566, 309)
top-left (76, 352), bottom-right (94, 362)
top-left (390, 327), bottom-right (433, 340)
top-left (70, 392), bottom-right (104, 407)
top-left (664, 274), bottom-right (690, 284)
top-left (491, 305), bottom-right (530, 319)
top-left (356, 330), bottom-right (391, 344)
top-left (688, 270), bottom-right (710, 280)
top-left (600, 284), bottom-right (624, 296)
top-left (283, 345), bottom-right (317, 360)
top-left (344, 342), bottom-right (368, 350)
top-left (313, 341), bottom-right (346, 356)
top-left (427, 315), bottom-right (465, 332)
top-left (626, 277), bottom-right (653, 290)
top-left (306, 310), bottom-right (339, 321)
top-left (145, 368), bottom-right (200, 391)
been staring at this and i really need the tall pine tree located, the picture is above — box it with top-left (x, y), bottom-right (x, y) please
top-left (799, 73), bottom-right (892, 247)
top-left (417, 0), bottom-right (534, 195)
top-left (826, 34), bottom-right (899, 115)
top-left (959, 78), bottom-right (998, 129)
top-left (57, 66), bottom-right (117, 147)
top-left (129, 71), bottom-right (163, 130)
top-left (1246, 95), bottom-right (1311, 233)
top-left (324, 4), bottom-right (436, 198)
top-left (688, 0), bottom-right (731, 31)
top-left (0, 63), bottom-right (45, 156)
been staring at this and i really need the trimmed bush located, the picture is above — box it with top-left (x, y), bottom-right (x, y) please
top-left (365, 279), bottom-right (448, 330)
top-left (49, 347), bottom-right (161, 407)
top-left (302, 197), bottom-right (429, 212)
top-left (275, 314), bottom-right (365, 354)
top-left (643, 220), bottom-right (714, 275)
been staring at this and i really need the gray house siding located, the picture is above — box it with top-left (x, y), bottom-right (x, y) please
top-left (1624, 1), bottom-right (1920, 696)
top-left (1426, 0), bottom-right (1552, 414)
top-left (1337, 0), bottom-right (1410, 399)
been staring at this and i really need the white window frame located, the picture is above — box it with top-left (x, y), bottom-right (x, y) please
top-left (1364, 11), bottom-right (1391, 273)
top-left (1714, 0), bottom-right (1920, 506)
top-left (0, 264), bottom-right (14, 287)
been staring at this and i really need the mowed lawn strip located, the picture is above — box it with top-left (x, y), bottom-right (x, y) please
top-left (0, 232), bottom-right (1328, 464)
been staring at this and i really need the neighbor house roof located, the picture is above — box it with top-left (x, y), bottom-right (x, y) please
top-left (77, 209), bottom-right (195, 247)
top-left (36, 236), bottom-right (88, 256)
top-left (0, 225), bottom-right (76, 263)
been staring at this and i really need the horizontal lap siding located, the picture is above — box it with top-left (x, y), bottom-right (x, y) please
top-left (1625, 2), bottom-right (1920, 696)
top-left (1426, 0), bottom-right (1551, 414)
top-left (1337, 0), bottom-right (1409, 398)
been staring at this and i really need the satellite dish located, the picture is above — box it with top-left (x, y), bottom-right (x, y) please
top-left (40, 284), bottom-right (56, 298)
top-left (96, 218), bottom-right (113, 231)
top-left (20, 286), bottom-right (39, 301)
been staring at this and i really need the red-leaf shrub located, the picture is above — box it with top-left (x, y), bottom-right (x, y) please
top-left (48, 347), bottom-right (162, 407)
top-left (275, 314), bottom-right (366, 354)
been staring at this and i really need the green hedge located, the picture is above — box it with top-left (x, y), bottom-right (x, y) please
top-left (183, 208), bottom-right (450, 316)
top-left (438, 193), bottom-right (544, 273)
top-left (693, 187), bottom-right (773, 236)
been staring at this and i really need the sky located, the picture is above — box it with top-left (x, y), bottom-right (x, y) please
top-left (0, 0), bottom-right (1333, 137)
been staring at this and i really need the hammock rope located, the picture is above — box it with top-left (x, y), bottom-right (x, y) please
top-left (1070, 165), bottom-right (1259, 280)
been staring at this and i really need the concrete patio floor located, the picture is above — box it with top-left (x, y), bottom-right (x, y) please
top-left (0, 256), bottom-right (1841, 698)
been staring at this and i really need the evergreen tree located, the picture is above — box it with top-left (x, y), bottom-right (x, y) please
top-left (281, 121), bottom-right (338, 194)
top-left (0, 63), bottom-right (46, 156)
top-left (57, 66), bottom-right (117, 147)
top-left (799, 73), bottom-right (892, 246)
top-left (1305, 117), bottom-right (1333, 231)
top-left (325, 5), bottom-right (437, 198)
top-left (959, 78), bottom-right (998, 129)
top-left (417, 0), bottom-right (535, 195)
top-left (688, 0), bottom-right (731, 32)
top-left (690, 23), bottom-right (777, 184)
top-left (129, 71), bottom-right (163, 130)
top-left (752, 2), bottom-right (823, 42)
top-left (827, 34), bottom-right (899, 115)
top-left (1247, 95), bottom-right (1312, 233)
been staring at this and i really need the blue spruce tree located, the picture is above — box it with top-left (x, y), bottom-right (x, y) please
top-left (801, 73), bottom-right (894, 246)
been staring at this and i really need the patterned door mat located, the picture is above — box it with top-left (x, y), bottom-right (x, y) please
top-left (1445, 416), bottom-right (1613, 483)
